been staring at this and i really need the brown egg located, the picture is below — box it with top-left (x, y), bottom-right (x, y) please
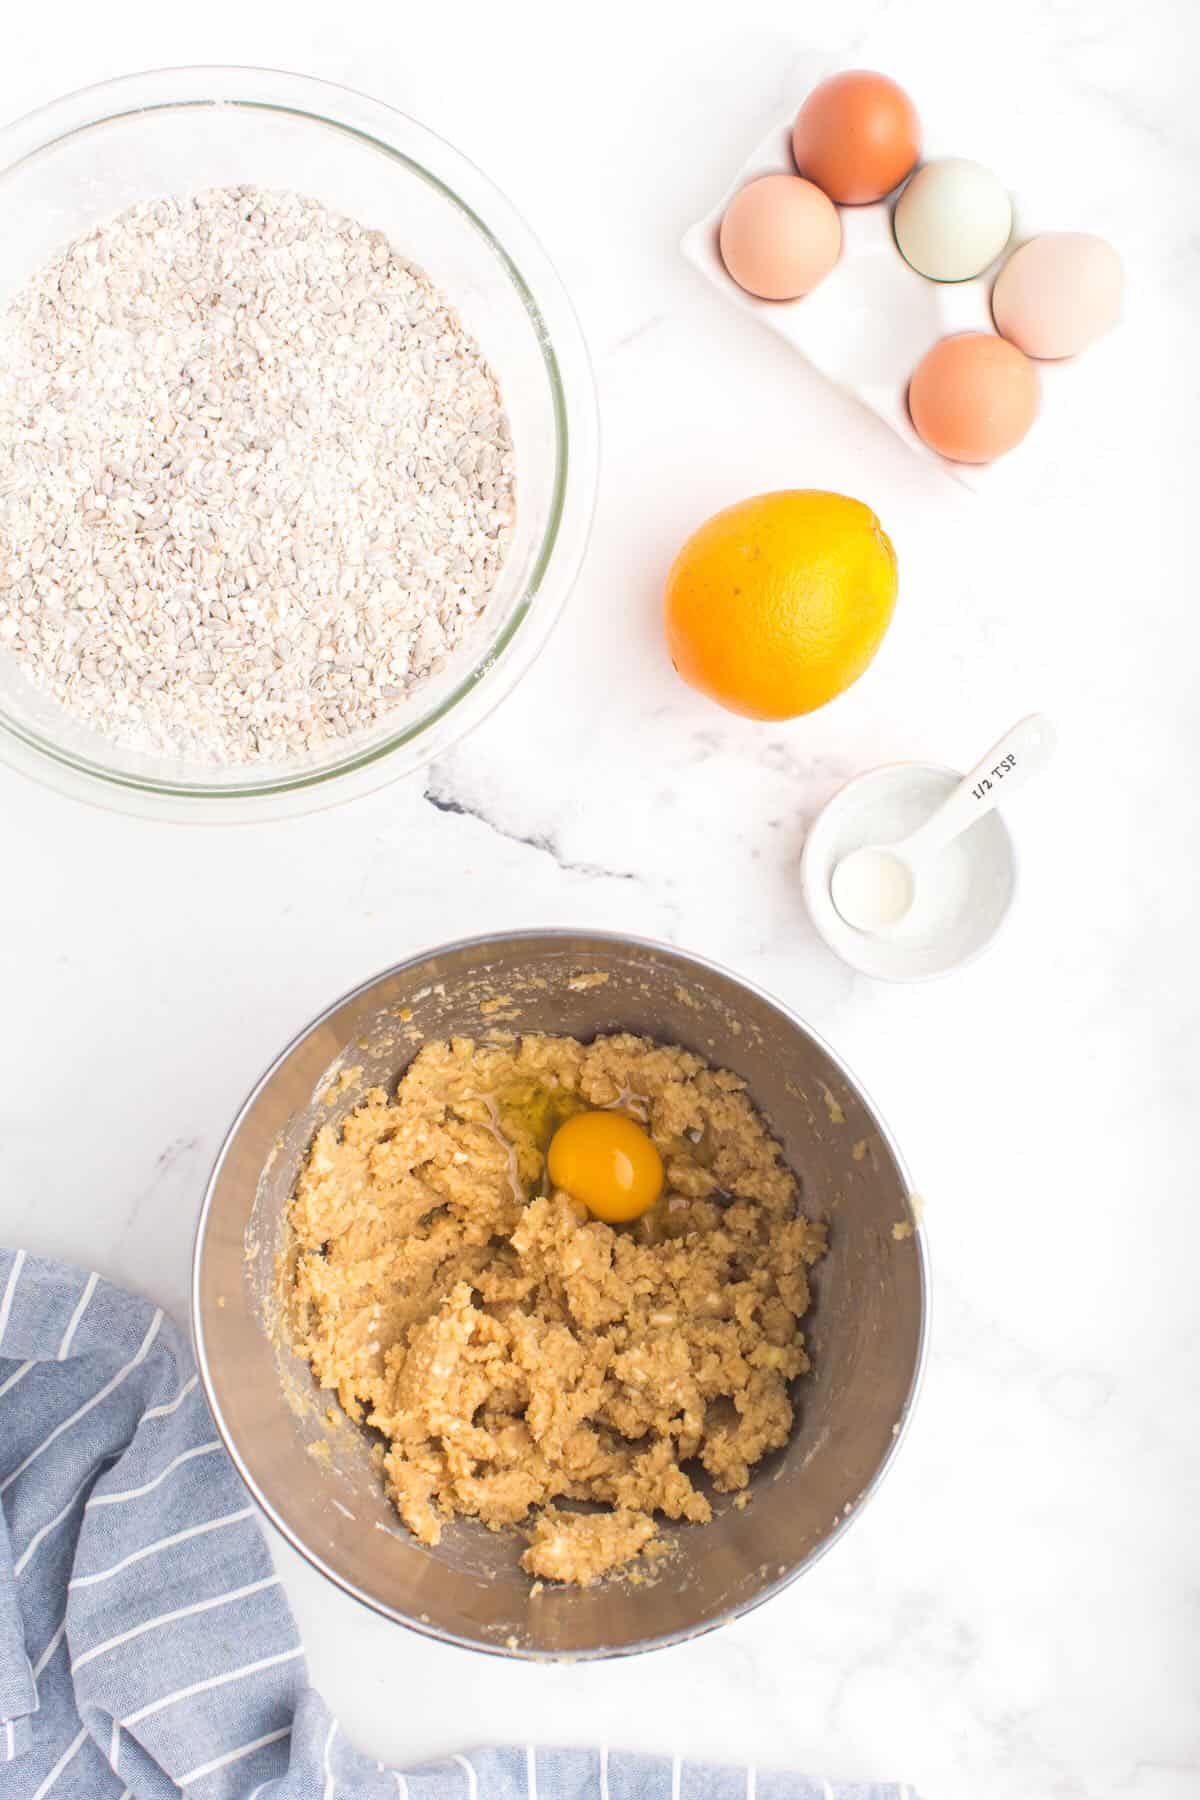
top-left (792, 71), bottom-right (921, 206)
top-left (908, 333), bottom-right (1039, 464)
top-left (719, 174), bottom-right (842, 301)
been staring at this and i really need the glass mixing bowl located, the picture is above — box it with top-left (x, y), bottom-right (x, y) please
top-left (0, 68), bottom-right (597, 820)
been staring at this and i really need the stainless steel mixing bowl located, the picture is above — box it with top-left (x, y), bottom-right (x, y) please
top-left (192, 931), bottom-right (928, 1659)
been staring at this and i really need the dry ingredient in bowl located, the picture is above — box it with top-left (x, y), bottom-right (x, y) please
top-left (0, 187), bottom-right (515, 764)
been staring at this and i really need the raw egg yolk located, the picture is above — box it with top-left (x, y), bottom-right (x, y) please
top-left (546, 1111), bottom-right (664, 1224)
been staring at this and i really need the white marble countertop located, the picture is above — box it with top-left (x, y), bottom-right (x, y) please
top-left (1, 2), bottom-right (1196, 1796)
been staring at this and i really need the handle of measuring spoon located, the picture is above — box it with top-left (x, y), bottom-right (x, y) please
top-left (902, 714), bottom-right (1057, 863)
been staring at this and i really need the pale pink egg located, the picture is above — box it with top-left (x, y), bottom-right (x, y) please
top-left (992, 232), bottom-right (1123, 360)
top-left (719, 174), bottom-right (842, 301)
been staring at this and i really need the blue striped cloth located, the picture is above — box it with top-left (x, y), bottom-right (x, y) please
top-left (0, 1249), bottom-right (916, 1799)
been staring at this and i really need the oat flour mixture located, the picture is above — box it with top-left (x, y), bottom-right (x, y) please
top-left (290, 1034), bottom-right (826, 1586)
top-left (0, 186), bottom-right (514, 762)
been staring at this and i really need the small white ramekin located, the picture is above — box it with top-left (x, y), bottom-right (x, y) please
top-left (800, 761), bottom-right (1018, 981)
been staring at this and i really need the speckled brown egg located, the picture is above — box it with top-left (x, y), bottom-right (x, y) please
top-left (908, 332), bottom-right (1039, 464)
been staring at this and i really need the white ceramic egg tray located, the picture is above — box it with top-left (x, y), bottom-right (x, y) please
top-left (682, 103), bottom-right (1084, 494)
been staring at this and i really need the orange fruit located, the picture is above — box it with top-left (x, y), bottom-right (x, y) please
top-left (664, 490), bottom-right (898, 721)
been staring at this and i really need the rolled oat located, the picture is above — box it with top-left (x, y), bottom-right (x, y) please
top-left (0, 186), bottom-right (516, 763)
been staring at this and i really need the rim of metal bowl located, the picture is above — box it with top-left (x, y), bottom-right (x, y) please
top-left (0, 66), bottom-right (598, 809)
top-left (192, 928), bottom-right (932, 1659)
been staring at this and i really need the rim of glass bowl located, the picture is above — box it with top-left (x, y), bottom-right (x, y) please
top-left (0, 66), bottom-right (598, 819)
